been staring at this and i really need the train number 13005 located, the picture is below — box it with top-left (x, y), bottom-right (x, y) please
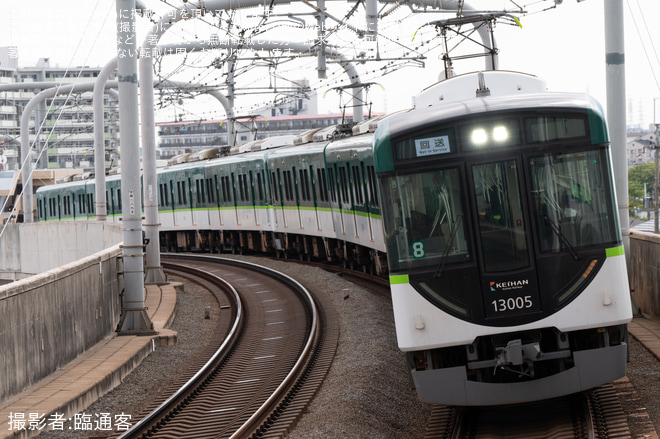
top-left (491, 296), bottom-right (533, 313)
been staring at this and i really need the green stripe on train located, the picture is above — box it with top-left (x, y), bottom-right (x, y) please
top-left (606, 246), bottom-right (625, 257)
top-left (389, 274), bottom-right (409, 285)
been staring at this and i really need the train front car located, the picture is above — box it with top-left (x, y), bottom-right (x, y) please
top-left (374, 71), bottom-right (632, 406)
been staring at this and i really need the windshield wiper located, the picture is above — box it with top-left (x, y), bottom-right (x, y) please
top-left (433, 214), bottom-right (464, 278)
top-left (544, 214), bottom-right (580, 261)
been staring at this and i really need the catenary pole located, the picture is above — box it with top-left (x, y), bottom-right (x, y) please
top-left (116, 0), bottom-right (155, 333)
top-left (93, 57), bottom-right (119, 222)
top-left (604, 0), bottom-right (630, 260)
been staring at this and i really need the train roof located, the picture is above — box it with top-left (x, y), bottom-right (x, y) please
top-left (382, 91), bottom-right (605, 140)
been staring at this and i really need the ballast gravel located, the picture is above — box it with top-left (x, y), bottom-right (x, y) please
top-left (35, 255), bottom-right (660, 438)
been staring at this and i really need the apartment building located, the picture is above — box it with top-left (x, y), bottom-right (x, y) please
top-left (0, 47), bottom-right (119, 172)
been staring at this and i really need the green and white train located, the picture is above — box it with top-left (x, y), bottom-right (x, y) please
top-left (36, 71), bottom-right (632, 406)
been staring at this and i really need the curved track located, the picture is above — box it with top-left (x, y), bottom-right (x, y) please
top-left (117, 254), bottom-right (338, 439)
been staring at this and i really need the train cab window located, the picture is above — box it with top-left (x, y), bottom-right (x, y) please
top-left (380, 168), bottom-right (469, 271)
top-left (472, 161), bottom-right (529, 272)
top-left (525, 115), bottom-right (587, 143)
top-left (529, 149), bottom-right (619, 252)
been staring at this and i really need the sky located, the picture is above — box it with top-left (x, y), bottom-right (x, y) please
top-left (1, 0), bottom-right (660, 128)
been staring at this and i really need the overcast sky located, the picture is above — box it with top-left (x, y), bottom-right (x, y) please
top-left (1, 1), bottom-right (659, 127)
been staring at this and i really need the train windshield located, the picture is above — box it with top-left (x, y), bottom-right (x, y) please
top-left (380, 168), bottom-right (469, 272)
top-left (472, 161), bottom-right (530, 272)
top-left (529, 148), bottom-right (620, 252)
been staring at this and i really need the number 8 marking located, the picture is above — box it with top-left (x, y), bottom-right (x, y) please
top-left (412, 241), bottom-right (425, 259)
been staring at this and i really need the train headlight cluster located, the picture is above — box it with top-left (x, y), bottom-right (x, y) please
top-left (470, 126), bottom-right (509, 146)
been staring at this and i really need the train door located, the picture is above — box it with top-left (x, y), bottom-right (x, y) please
top-left (468, 158), bottom-right (541, 319)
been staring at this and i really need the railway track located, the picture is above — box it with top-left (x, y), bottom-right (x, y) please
top-left (424, 384), bottom-right (631, 439)
top-left (116, 254), bottom-right (338, 439)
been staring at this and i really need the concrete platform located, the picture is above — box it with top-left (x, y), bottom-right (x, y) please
top-left (629, 314), bottom-right (660, 361)
top-left (0, 283), bottom-right (180, 439)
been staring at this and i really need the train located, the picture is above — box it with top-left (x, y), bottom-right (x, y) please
top-left (35, 70), bottom-right (633, 406)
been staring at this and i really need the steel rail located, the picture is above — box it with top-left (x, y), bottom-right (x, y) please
top-left (164, 254), bottom-right (320, 438)
top-left (116, 261), bottom-right (243, 439)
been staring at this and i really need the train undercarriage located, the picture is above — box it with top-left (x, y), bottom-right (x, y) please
top-left (159, 229), bottom-right (388, 276)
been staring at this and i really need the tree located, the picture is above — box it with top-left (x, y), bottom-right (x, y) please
top-left (628, 162), bottom-right (656, 216)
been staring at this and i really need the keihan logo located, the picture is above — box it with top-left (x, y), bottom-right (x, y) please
top-left (490, 279), bottom-right (529, 292)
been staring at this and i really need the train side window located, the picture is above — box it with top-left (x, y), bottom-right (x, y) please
top-left (256, 172), bottom-right (264, 202)
top-left (352, 165), bottom-right (364, 205)
top-left (304, 169), bottom-right (310, 201)
top-left (88, 194), bottom-right (93, 214)
top-left (105, 191), bottom-right (109, 213)
top-left (196, 180), bottom-right (202, 204)
top-left (243, 174), bottom-right (250, 201)
top-left (283, 170), bottom-right (293, 201)
top-left (338, 166), bottom-right (349, 204)
top-left (271, 171), bottom-right (279, 202)
top-left (117, 189), bottom-right (122, 211)
top-left (177, 182), bottom-right (182, 205)
top-left (237, 175), bottom-right (244, 201)
top-left (367, 165), bottom-right (379, 207)
top-left (246, 172), bottom-right (253, 202)
top-left (182, 180), bottom-right (187, 205)
top-left (221, 177), bottom-right (227, 202)
top-left (328, 168), bottom-right (337, 202)
top-left (304, 169), bottom-right (311, 201)
top-left (317, 168), bottom-right (328, 203)
top-left (206, 178), bottom-right (215, 203)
